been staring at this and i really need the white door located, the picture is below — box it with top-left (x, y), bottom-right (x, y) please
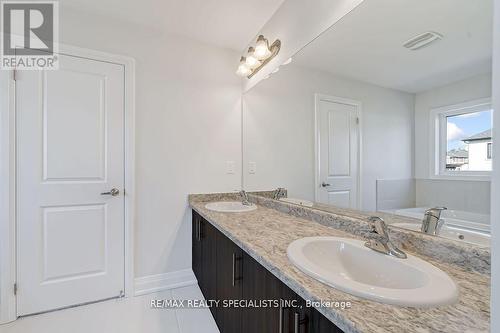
top-left (317, 97), bottom-right (359, 209)
top-left (16, 53), bottom-right (125, 315)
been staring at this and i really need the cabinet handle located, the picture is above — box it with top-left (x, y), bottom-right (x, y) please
top-left (197, 220), bottom-right (202, 241)
top-left (231, 253), bottom-right (242, 286)
top-left (294, 311), bottom-right (307, 333)
top-left (279, 299), bottom-right (285, 333)
top-left (232, 253), bottom-right (237, 286)
top-left (195, 219), bottom-right (199, 241)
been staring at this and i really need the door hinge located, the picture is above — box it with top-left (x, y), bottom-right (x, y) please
top-left (12, 69), bottom-right (17, 81)
top-left (356, 117), bottom-right (360, 124)
top-left (13, 283), bottom-right (17, 295)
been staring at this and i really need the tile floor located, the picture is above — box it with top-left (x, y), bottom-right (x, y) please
top-left (0, 285), bottom-right (219, 333)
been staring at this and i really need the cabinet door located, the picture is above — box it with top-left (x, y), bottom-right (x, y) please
top-left (281, 284), bottom-right (309, 333)
top-left (241, 251), bottom-right (283, 333)
top-left (200, 217), bottom-right (218, 318)
top-left (192, 211), bottom-right (202, 284)
top-left (282, 285), bottom-right (344, 333)
top-left (216, 232), bottom-right (243, 332)
top-left (192, 212), bottom-right (218, 318)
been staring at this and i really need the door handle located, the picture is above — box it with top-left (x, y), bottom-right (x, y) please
top-left (101, 188), bottom-right (120, 196)
top-left (321, 182), bottom-right (331, 187)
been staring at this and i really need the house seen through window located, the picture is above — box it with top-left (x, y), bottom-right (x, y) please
top-left (446, 109), bottom-right (492, 172)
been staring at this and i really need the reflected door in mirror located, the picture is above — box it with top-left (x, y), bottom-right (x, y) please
top-left (317, 97), bottom-right (360, 209)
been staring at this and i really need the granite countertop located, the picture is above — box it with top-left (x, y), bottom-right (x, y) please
top-left (250, 193), bottom-right (490, 275)
top-left (189, 195), bottom-right (490, 333)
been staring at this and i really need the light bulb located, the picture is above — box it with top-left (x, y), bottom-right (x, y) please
top-left (282, 57), bottom-right (292, 65)
top-left (236, 57), bottom-right (251, 77)
top-left (254, 35), bottom-right (271, 60)
top-left (245, 47), bottom-right (260, 69)
top-left (271, 67), bottom-right (280, 74)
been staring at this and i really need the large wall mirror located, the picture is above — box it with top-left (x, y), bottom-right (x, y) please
top-left (242, 0), bottom-right (493, 247)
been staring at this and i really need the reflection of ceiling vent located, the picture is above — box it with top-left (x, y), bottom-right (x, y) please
top-left (403, 31), bottom-right (443, 50)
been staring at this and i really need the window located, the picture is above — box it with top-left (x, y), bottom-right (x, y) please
top-left (431, 99), bottom-right (493, 178)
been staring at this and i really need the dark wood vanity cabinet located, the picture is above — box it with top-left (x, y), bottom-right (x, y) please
top-left (192, 211), bottom-right (343, 333)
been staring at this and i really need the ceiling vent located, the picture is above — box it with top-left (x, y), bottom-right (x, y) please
top-left (403, 31), bottom-right (443, 50)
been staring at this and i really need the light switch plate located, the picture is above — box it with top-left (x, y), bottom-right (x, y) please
top-left (249, 162), bottom-right (257, 174)
top-left (226, 161), bottom-right (235, 174)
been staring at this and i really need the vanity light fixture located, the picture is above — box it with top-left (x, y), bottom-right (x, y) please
top-left (254, 35), bottom-right (272, 59)
top-left (245, 47), bottom-right (261, 69)
top-left (236, 56), bottom-right (252, 77)
top-left (236, 34), bottom-right (281, 78)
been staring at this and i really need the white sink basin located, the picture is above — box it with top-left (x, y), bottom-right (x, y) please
top-left (279, 197), bottom-right (314, 207)
top-left (287, 237), bottom-right (458, 307)
top-left (205, 201), bottom-right (257, 213)
top-left (392, 222), bottom-right (490, 247)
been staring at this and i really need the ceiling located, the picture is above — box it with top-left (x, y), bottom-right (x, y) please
top-left (60, 0), bottom-right (285, 51)
top-left (294, 0), bottom-right (493, 93)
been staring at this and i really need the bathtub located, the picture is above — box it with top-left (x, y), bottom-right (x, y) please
top-left (389, 207), bottom-right (490, 246)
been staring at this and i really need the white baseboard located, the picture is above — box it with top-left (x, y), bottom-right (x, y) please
top-left (134, 269), bottom-right (197, 296)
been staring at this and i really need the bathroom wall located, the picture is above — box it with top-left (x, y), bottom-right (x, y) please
top-left (414, 73), bottom-right (492, 214)
top-left (243, 64), bottom-right (415, 212)
top-left (59, 8), bottom-right (242, 280)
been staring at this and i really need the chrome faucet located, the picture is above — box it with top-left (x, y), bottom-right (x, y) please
top-left (239, 190), bottom-right (251, 206)
top-left (272, 187), bottom-right (286, 200)
top-left (364, 216), bottom-right (407, 259)
top-left (421, 207), bottom-right (447, 235)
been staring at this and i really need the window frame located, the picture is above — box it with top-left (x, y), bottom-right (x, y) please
top-left (429, 98), bottom-right (492, 181)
